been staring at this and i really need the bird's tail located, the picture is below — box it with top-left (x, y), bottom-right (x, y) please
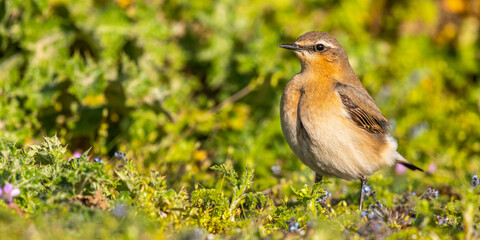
top-left (395, 152), bottom-right (423, 172)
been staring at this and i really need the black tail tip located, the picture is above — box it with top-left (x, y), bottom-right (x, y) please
top-left (400, 163), bottom-right (424, 172)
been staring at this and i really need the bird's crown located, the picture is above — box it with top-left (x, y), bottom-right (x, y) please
top-left (295, 31), bottom-right (340, 50)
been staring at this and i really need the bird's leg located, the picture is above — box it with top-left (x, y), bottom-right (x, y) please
top-left (315, 173), bottom-right (323, 184)
top-left (359, 176), bottom-right (367, 210)
top-left (311, 173), bottom-right (323, 195)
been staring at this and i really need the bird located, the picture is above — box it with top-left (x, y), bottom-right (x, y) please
top-left (279, 31), bottom-right (423, 210)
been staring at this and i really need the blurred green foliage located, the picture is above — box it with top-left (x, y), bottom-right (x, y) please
top-left (1, 0), bottom-right (480, 238)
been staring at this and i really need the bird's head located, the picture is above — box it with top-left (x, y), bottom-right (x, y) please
top-left (279, 31), bottom-right (348, 72)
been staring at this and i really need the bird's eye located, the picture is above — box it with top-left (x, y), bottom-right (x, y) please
top-left (315, 44), bottom-right (325, 51)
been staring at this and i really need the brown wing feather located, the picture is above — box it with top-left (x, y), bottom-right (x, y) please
top-left (335, 83), bottom-right (389, 134)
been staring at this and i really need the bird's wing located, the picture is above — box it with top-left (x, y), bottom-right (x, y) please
top-left (335, 82), bottom-right (390, 134)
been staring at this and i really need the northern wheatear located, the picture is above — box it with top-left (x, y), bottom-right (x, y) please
top-left (279, 31), bottom-right (422, 210)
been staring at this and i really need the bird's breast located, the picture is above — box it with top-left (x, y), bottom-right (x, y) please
top-left (281, 80), bottom-right (396, 180)
top-left (280, 81), bottom-right (302, 150)
top-left (280, 78), bottom-right (335, 172)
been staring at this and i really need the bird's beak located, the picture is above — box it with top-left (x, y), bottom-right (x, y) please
top-left (279, 43), bottom-right (301, 51)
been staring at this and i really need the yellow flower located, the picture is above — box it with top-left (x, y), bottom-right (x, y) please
top-left (193, 150), bottom-right (207, 161)
top-left (116, 0), bottom-right (132, 8)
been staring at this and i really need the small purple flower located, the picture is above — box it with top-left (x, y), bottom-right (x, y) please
top-left (69, 151), bottom-right (82, 162)
top-left (73, 152), bottom-right (82, 158)
top-left (2, 183), bottom-right (20, 203)
top-left (471, 174), bottom-right (479, 187)
top-left (271, 165), bottom-right (281, 176)
top-left (421, 187), bottom-right (439, 200)
top-left (361, 211), bottom-right (367, 217)
top-left (362, 185), bottom-right (372, 198)
top-left (286, 217), bottom-right (299, 231)
top-left (114, 152), bottom-right (127, 162)
top-left (319, 189), bottom-right (331, 199)
top-left (289, 221), bottom-right (299, 231)
top-left (436, 215), bottom-right (450, 226)
top-left (316, 189), bottom-right (332, 207)
top-left (94, 158), bottom-right (104, 163)
top-left (112, 204), bottom-right (127, 217)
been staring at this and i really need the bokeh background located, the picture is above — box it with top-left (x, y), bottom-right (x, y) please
top-left (1, 0), bottom-right (480, 196)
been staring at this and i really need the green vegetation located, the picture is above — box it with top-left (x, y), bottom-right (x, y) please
top-left (1, 0), bottom-right (479, 239)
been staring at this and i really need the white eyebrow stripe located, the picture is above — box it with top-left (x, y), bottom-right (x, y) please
top-left (315, 40), bottom-right (336, 48)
